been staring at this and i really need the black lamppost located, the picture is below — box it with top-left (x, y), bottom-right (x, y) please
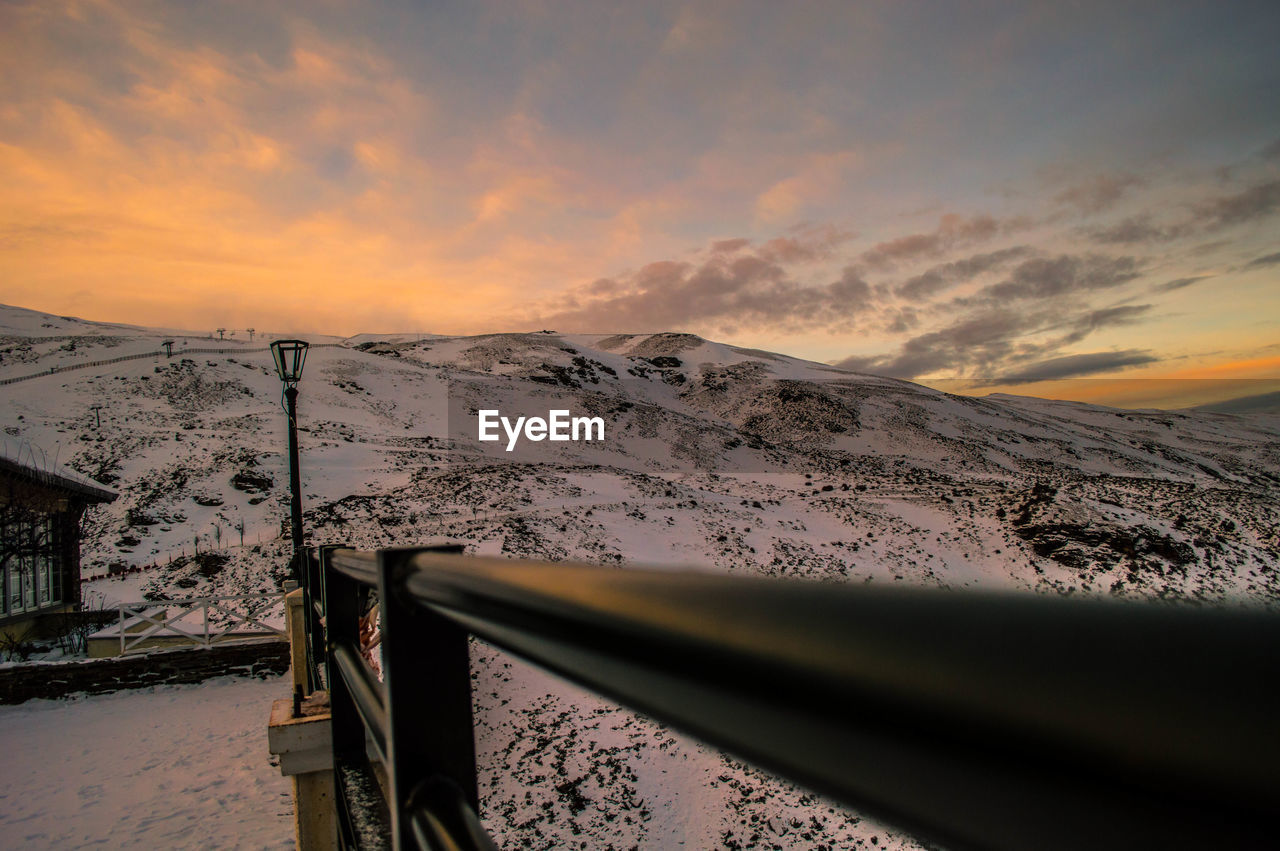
top-left (271, 339), bottom-right (309, 581)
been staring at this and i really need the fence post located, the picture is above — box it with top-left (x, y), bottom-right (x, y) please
top-left (118, 604), bottom-right (125, 655)
top-left (376, 544), bottom-right (475, 848)
top-left (271, 550), bottom-right (339, 850)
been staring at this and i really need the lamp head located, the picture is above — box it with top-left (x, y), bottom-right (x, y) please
top-left (270, 339), bottom-right (309, 385)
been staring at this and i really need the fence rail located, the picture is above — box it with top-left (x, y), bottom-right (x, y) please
top-left (307, 544), bottom-right (1280, 851)
top-left (0, 342), bottom-right (345, 386)
top-left (108, 593), bottom-right (286, 655)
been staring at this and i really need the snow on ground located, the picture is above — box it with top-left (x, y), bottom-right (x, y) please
top-left (0, 674), bottom-right (293, 850)
top-left (81, 572), bottom-right (155, 607)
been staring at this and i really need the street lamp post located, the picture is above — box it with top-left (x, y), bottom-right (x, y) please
top-left (270, 340), bottom-right (310, 581)
top-left (272, 338), bottom-right (323, 692)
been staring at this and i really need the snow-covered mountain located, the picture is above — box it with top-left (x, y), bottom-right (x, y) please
top-left (3, 301), bottom-right (1278, 848)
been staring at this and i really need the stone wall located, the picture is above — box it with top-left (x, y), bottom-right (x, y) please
top-left (0, 639), bottom-right (290, 704)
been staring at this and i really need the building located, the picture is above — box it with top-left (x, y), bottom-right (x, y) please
top-left (1, 447), bottom-right (117, 643)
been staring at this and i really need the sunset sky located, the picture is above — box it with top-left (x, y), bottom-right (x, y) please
top-left (2, 1), bottom-right (1278, 397)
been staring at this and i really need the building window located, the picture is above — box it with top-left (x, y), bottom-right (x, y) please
top-left (50, 517), bottom-right (63, 605)
top-left (1, 512), bottom-right (63, 616)
top-left (5, 561), bottom-right (19, 615)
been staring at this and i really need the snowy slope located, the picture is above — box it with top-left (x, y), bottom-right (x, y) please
top-left (3, 302), bottom-right (1279, 848)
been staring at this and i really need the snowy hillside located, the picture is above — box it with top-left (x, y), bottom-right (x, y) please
top-left (3, 301), bottom-right (1279, 849)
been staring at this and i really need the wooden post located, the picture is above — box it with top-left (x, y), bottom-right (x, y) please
top-left (285, 589), bottom-right (308, 696)
top-left (273, 587), bottom-right (337, 849)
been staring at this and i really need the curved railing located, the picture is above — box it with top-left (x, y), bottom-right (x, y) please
top-left (308, 544), bottom-right (1279, 851)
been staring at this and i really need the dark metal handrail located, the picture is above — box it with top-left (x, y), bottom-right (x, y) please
top-left (331, 642), bottom-right (388, 762)
top-left (314, 544), bottom-right (1280, 851)
top-left (330, 547), bottom-right (378, 584)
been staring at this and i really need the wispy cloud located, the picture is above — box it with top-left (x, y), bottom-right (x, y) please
top-left (1193, 180), bottom-right (1280, 230)
top-left (1242, 251), bottom-right (1280, 269)
top-left (532, 255), bottom-right (872, 335)
top-left (1084, 215), bottom-right (1187, 245)
top-left (991, 350), bottom-right (1158, 383)
top-left (858, 214), bottom-right (1002, 270)
top-left (1053, 173), bottom-right (1144, 215)
top-left (894, 246), bottom-right (1034, 302)
top-left (754, 150), bottom-right (862, 224)
top-left (833, 308), bottom-right (1045, 377)
top-left (1151, 275), bottom-right (1212, 292)
top-left (832, 300), bottom-right (1156, 379)
top-left (1058, 304), bottom-right (1153, 345)
top-left (972, 254), bottom-right (1142, 303)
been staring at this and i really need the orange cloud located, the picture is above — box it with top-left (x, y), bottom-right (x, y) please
top-left (0, 8), bottom-right (578, 333)
top-left (754, 150), bottom-right (862, 224)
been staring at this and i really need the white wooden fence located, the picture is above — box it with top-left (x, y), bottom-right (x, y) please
top-left (108, 593), bottom-right (287, 655)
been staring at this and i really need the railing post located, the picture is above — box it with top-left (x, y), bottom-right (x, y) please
top-left (323, 546), bottom-right (365, 765)
top-left (322, 545), bottom-right (389, 847)
top-left (376, 545), bottom-right (475, 849)
top-left (305, 547), bottom-right (328, 691)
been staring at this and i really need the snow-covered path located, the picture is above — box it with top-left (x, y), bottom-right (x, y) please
top-left (0, 674), bottom-right (293, 849)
